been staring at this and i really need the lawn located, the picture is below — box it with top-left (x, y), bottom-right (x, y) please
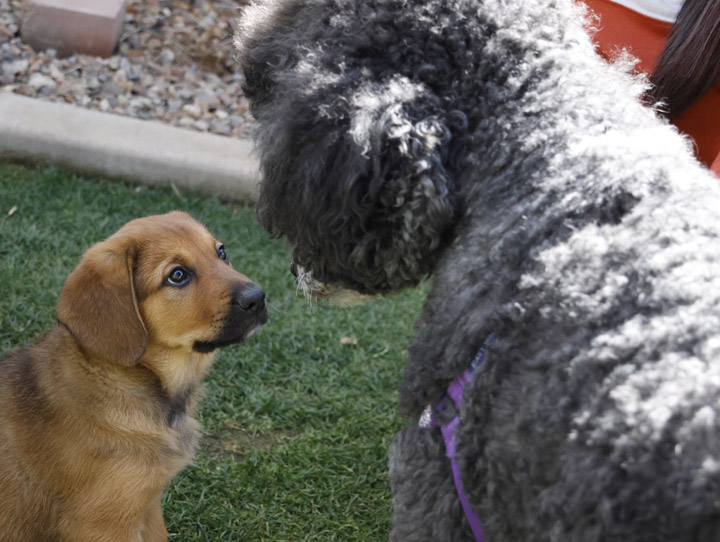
top-left (0, 160), bottom-right (427, 541)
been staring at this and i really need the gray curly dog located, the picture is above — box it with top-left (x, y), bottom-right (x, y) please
top-left (237, 0), bottom-right (720, 540)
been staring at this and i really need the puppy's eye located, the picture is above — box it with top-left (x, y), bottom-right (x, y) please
top-left (167, 266), bottom-right (190, 286)
top-left (216, 244), bottom-right (229, 264)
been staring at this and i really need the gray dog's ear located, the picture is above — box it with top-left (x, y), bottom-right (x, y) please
top-left (57, 238), bottom-right (147, 366)
top-left (339, 77), bottom-right (460, 287)
top-left (253, 73), bottom-right (460, 294)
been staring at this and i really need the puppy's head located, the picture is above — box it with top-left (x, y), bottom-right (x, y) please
top-left (57, 212), bottom-right (267, 367)
top-left (237, 0), bottom-right (460, 303)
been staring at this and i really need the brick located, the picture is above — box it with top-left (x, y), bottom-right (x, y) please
top-left (21, 0), bottom-right (127, 58)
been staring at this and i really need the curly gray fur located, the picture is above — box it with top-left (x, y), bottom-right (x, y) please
top-left (237, 0), bottom-right (720, 539)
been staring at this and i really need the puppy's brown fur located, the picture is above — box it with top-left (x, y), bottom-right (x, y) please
top-left (0, 212), bottom-right (267, 542)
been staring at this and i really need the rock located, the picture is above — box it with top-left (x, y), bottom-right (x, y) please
top-left (182, 103), bottom-right (202, 119)
top-left (210, 121), bottom-right (232, 135)
top-left (3, 59), bottom-right (29, 75)
top-left (159, 48), bottom-right (175, 66)
top-left (193, 119), bottom-right (209, 131)
top-left (28, 73), bottom-right (57, 90)
top-left (177, 116), bottom-right (195, 127)
top-left (167, 98), bottom-right (183, 112)
top-left (196, 91), bottom-right (220, 110)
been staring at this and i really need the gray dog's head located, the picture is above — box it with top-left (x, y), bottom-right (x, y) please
top-left (237, 0), bottom-right (463, 302)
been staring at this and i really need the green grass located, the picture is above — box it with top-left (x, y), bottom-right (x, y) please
top-left (0, 160), bottom-right (426, 540)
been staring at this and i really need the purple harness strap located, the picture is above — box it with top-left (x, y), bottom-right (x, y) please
top-left (428, 334), bottom-right (496, 542)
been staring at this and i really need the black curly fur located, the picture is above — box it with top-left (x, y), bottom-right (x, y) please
top-left (238, 0), bottom-right (720, 540)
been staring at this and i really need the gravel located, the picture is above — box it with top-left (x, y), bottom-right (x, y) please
top-left (0, 0), bottom-right (257, 139)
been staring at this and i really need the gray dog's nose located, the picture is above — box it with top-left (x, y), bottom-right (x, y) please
top-left (290, 262), bottom-right (299, 277)
top-left (234, 285), bottom-right (266, 312)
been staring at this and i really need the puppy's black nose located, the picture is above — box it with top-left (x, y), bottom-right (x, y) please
top-left (290, 262), bottom-right (298, 277)
top-left (234, 285), bottom-right (266, 312)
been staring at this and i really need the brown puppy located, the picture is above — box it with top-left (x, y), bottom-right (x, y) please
top-left (0, 211), bottom-right (267, 542)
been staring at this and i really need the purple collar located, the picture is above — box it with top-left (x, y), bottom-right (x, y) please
top-left (420, 333), bottom-right (497, 542)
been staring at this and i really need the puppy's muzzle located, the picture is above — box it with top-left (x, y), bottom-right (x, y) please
top-left (231, 283), bottom-right (268, 328)
top-left (234, 284), bottom-right (266, 313)
top-left (193, 283), bottom-right (267, 354)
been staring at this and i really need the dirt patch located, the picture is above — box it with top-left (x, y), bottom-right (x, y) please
top-left (203, 426), bottom-right (295, 462)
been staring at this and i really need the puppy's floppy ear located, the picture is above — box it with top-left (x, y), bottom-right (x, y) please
top-left (57, 239), bottom-right (147, 366)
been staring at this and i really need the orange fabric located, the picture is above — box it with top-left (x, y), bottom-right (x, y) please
top-left (583, 0), bottom-right (720, 177)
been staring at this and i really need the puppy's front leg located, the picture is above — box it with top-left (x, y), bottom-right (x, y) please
top-left (142, 495), bottom-right (168, 542)
top-left (59, 489), bottom-right (165, 542)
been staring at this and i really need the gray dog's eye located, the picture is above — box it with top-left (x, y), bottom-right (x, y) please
top-left (167, 267), bottom-right (190, 286)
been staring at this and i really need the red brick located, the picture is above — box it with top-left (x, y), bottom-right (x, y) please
top-left (21, 0), bottom-right (127, 58)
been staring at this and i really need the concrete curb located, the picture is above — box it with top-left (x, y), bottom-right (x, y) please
top-left (0, 92), bottom-right (260, 202)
